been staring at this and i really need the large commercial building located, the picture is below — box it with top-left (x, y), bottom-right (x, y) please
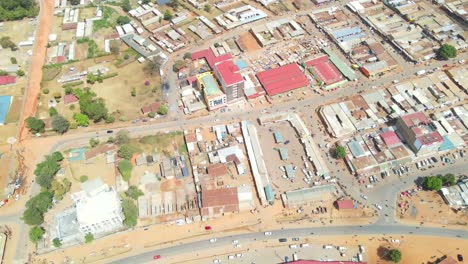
top-left (396, 112), bottom-right (444, 156)
top-left (197, 72), bottom-right (227, 110)
top-left (71, 178), bottom-right (125, 236)
top-left (214, 60), bottom-right (245, 102)
top-left (256, 64), bottom-right (309, 96)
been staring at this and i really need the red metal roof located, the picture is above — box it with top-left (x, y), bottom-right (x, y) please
top-left (380, 131), bottom-right (401, 146)
top-left (256, 64), bottom-right (309, 96)
top-left (207, 163), bottom-right (228, 178)
top-left (401, 112), bottom-right (429, 127)
top-left (141, 102), bottom-right (161, 114)
top-left (64, 94), bottom-right (78, 105)
top-left (306, 55), bottom-right (344, 85)
top-left (191, 49), bottom-right (232, 69)
top-left (215, 60), bottom-right (243, 86)
top-left (202, 187), bottom-right (239, 208)
top-left (0, 76), bottom-right (16, 85)
top-left (337, 199), bottom-right (355, 209)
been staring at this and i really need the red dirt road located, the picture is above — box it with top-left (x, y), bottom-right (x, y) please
top-left (18, 0), bottom-right (54, 141)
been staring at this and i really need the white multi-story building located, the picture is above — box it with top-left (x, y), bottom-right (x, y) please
top-left (71, 178), bottom-right (125, 236)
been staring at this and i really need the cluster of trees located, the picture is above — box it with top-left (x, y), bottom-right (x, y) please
top-left (23, 151), bottom-right (72, 246)
top-left (438, 44), bottom-right (457, 60)
top-left (0, 36), bottom-right (16, 50)
top-left (73, 88), bottom-right (113, 123)
top-left (172, 60), bottom-right (186, 72)
top-left (25, 115), bottom-right (69, 135)
top-left (0, 0), bottom-right (38, 22)
top-left (422, 174), bottom-right (456, 191)
top-left (125, 186), bottom-right (144, 200)
top-left (122, 198), bottom-right (138, 228)
top-left (144, 57), bottom-right (164, 76)
top-left (388, 249), bottom-right (402, 263)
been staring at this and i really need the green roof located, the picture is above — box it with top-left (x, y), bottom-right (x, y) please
top-left (201, 74), bottom-right (222, 96)
top-left (323, 48), bottom-right (358, 81)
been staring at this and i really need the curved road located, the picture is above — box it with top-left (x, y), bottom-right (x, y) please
top-left (114, 224), bottom-right (468, 264)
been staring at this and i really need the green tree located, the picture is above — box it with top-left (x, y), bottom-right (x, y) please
top-left (163, 10), bottom-right (172, 20)
top-left (26, 117), bottom-right (45, 134)
top-left (50, 178), bottom-right (71, 201)
top-left (26, 192), bottom-right (53, 213)
top-left (334, 146), bottom-right (346, 159)
top-left (172, 60), bottom-right (185, 72)
top-left (388, 249), bottom-right (402, 263)
top-left (16, 69), bottom-right (25, 76)
top-left (118, 144), bottom-right (140, 159)
top-left (79, 175), bottom-right (89, 182)
top-left (52, 238), bottom-right (62, 247)
top-left (116, 15), bottom-right (130, 25)
top-left (51, 115), bottom-right (70, 134)
top-left (142, 0), bottom-right (151, 4)
top-left (438, 44), bottom-right (457, 60)
top-left (70, 0), bottom-right (80, 5)
top-left (43, 88), bottom-right (49, 94)
top-left (34, 157), bottom-right (61, 189)
top-left (121, 0), bottom-right (131, 12)
top-left (442, 173), bottom-right (456, 186)
top-left (22, 208), bottom-right (44, 225)
top-left (157, 105), bottom-right (168, 115)
top-left (131, 87), bottom-right (136, 97)
top-left (0, 37), bottom-right (17, 49)
top-left (85, 233), bottom-right (94, 243)
top-left (51, 151), bottom-right (64, 162)
top-left (89, 138), bottom-right (100, 147)
top-left (29, 226), bottom-right (44, 243)
top-left (118, 160), bottom-right (133, 181)
top-left (74, 113), bottom-right (89, 127)
top-left (49, 107), bottom-right (58, 117)
top-left (122, 198), bottom-right (138, 227)
top-left (0, 70), bottom-right (7, 76)
top-left (81, 100), bottom-right (108, 122)
top-left (422, 176), bottom-right (443, 191)
top-left (116, 130), bottom-right (130, 144)
top-left (126, 186), bottom-right (144, 200)
top-left (10, 57), bottom-right (17, 64)
top-left (204, 4), bottom-right (211, 12)
top-left (183, 52), bottom-right (192, 60)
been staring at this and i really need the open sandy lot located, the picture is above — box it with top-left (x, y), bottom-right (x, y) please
top-left (397, 189), bottom-right (468, 227)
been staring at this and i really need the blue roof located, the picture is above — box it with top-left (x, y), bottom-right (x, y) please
top-left (235, 60), bottom-right (248, 70)
top-left (279, 148), bottom-right (288, 160)
top-left (347, 141), bottom-right (365, 157)
top-left (331, 27), bottom-right (364, 42)
top-left (0, 96), bottom-right (12, 125)
top-left (157, 0), bottom-right (171, 5)
top-left (273, 131), bottom-right (284, 143)
top-left (439, 135), bottom-right (455, 151)
top-left (264, 185), bottom-right (275, 203)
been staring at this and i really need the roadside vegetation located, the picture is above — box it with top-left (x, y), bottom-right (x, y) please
top-left (0, 0), bottom-right (38, 22)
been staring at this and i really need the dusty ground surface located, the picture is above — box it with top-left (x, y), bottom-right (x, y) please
top-left (238, 32), bottom-right (261, 52)
top-left (171, 234), bottom-right (467, 264)
top-left (18, 0), bottom-right (54, 141)
top-left (397, 188), bottom-right (468, 227)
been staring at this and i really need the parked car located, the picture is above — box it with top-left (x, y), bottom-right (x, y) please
top-left (205, 226), bottom-right (212, 231)
top-left (264, 231), bottom-right (272, 236)
top-left (209, 238), bottom-right (217, 243)
top-left (153, 255), bottom-right (161, 260)
top-left (279, 238), bottom-right (287, 242)
top-left (292, 237), bottom-right (300, 241)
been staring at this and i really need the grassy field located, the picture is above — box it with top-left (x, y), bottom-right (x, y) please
top-left (135, 131), bottom-right (186, 156)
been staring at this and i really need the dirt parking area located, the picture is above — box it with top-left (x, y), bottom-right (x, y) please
top-left (67, 155), bottom-right (116, 187)
top-left (237, 32), bottom-right (261, 53)
top-left (257, 122), bottom-right (313, 192)
top-left (397, 188), bottom-right (468, 227)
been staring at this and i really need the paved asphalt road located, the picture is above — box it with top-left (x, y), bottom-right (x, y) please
top-left (113, 224), bottom-right (468, 264)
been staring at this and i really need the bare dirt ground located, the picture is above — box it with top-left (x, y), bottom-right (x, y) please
top-left (18, 0), bottom-right (54, 141)
top-left (238, 32), bottom-right (261, 52)
top-left (397, 189), bottom-right (468, 227)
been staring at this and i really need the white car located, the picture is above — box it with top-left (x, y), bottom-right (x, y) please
top-left (375, 204), bottom-right (383, 210)
top-left (264, 231), bottom-right (272, 236)
top-left (232, 240), bottom-right (239, 244)
top-left (213, 259), bottom-right (221, 263)
top-left (234, 244), bottom-right (241, 248)
top-left (210, 238), bottom-right (217, 243)
top-left (361, 195), bottom-right (368, 200)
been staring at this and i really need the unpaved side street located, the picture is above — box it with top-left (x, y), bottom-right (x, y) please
top-left (18, 0), bottom-right (54, 142)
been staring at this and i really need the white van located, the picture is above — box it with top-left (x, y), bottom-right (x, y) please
top-left (359, 245), bottom-right (365, 253)
top-left (289, 244), bottom-right (298, 249)
top-left (323, 245), bottom-right (333, 249)
top-left (300, 243), bottom-right (310, 248)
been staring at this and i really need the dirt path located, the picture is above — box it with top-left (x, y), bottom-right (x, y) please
top-left (18, 0), bottom-right (54, 142)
